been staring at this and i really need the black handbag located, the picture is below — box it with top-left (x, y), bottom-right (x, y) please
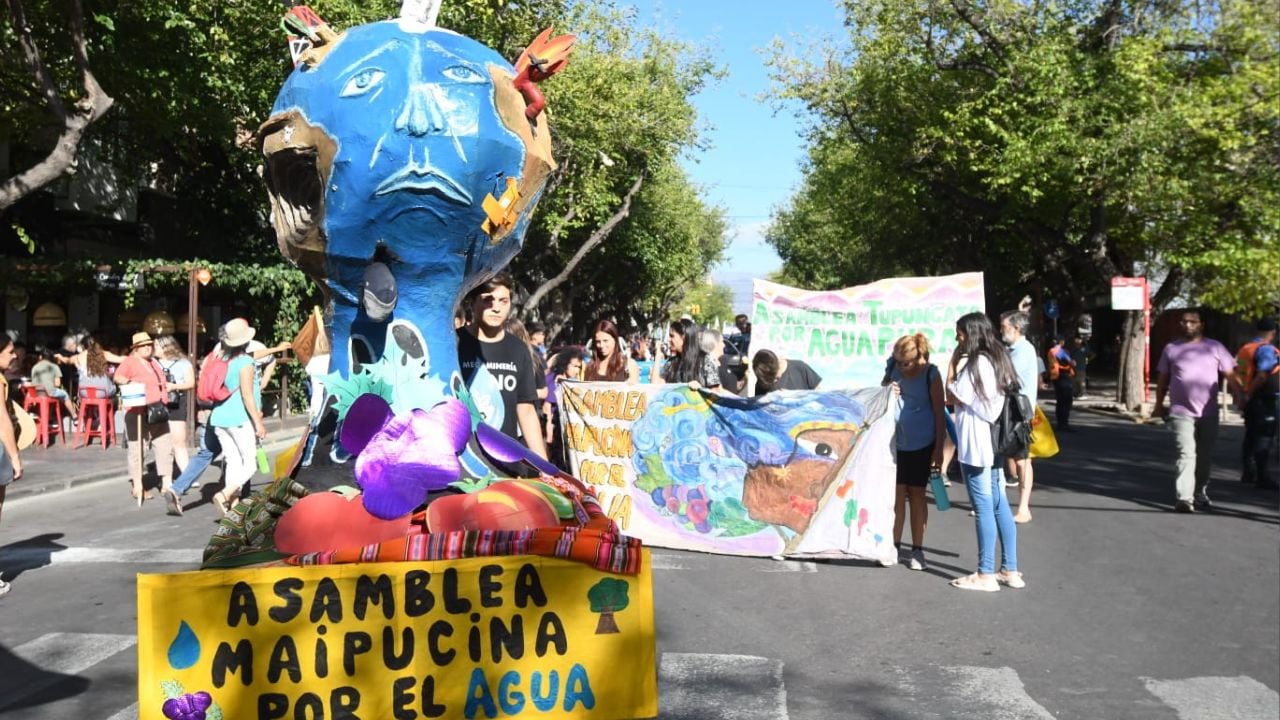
top-left (145, 401), bottom-right (170, 424)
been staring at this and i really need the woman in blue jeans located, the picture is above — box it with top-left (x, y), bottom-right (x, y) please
top-left (945, 312), bottom-right (1025, 592)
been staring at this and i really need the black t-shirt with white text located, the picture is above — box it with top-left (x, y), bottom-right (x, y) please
top-left (456, 328), bottom-right (538, 439)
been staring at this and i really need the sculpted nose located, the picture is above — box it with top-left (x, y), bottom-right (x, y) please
top-left (395, 83), bottom-right (447, 136)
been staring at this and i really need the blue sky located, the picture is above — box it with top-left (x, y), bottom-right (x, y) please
top-left (622, 1), bottom-right (844, 313)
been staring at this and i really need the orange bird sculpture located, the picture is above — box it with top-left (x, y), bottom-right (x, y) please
top-left (513, 27), bottom-right (577, 122)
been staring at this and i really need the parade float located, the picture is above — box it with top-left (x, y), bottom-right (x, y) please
top-left (137, 3), bottom-right (656, 718)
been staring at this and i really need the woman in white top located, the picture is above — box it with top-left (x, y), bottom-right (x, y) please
top-left (154, 336), bottom-right (195, 473)
top-left (945, 312), bottom-right (1024, 592)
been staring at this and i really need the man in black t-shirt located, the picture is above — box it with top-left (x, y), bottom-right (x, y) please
top-left (751, 349), bottom-right (822, 396)
top-left (456, 273), bottom-right (548, 460)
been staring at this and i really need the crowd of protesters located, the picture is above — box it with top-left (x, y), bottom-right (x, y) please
top-left (0, 291), bottom-right (1273, 599)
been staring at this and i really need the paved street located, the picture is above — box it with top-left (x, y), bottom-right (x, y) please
top-left (0, 405), bottom-right (1276, 719)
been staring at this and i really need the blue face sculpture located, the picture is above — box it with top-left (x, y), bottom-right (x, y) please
top-left (260, 19), bottom-right (554, 412)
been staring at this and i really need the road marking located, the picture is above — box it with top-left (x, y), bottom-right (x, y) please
top-left (938, 666), bottom-right (1056, 720)
top-left (105, 702), bottom-right (139, 720)
top-left (1141, 676), bottom-right (1280, 720)
top-left (659, 652), bottom-right (788, 719)
top-left (760, 560), bottom-right (818, 573)
top-left (0, 546), bottom-right (203, 566)
top-left (650, 553), bottom-right (689, 570)
top-left (0, 633), bottom-right (138, 712)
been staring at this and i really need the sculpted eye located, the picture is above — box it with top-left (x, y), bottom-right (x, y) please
top-left (341, 69), bottom-right (386, 97)
top-left (796, 438), bottom-right (834, 458)
top-left (442, 65), bottom-right (484, 83)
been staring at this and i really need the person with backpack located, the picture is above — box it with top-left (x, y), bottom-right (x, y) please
top-left (881, 334), bottom-right (947, 571)
top-left (1046, 335), bottom-right (1077, 432)
top-left (1234, 319), bottom-right (1278, 489)
top-left (1001, 309), bottom-right (1041, 523)
top-left (207, 318), bottom-right (267, 515)
top-left (945, 312), bottom-right (1024, 592)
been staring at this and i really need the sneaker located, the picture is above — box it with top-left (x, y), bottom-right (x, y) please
top-left (1174, 500), bottom-right (1196, 513)
top-left (878, 548), bottom-right (900, 567)
top-left (0, 578), bottom-right (10, 597)
top-left (950, 573), bottom-right (1000, 592)
top-left (996, 569), bottom-right (1026, 589)
top-left (163, 489), bottom-right (184, 517)
top-left (908, 549), bottom-right (927, 571)
top-left (1194, 494), bottom-right (1212, 511)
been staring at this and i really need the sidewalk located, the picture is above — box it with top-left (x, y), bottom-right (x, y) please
top-left (6, 415), bottom-right (311, 501)
top-left (1051, 374), bottom-right (1245, 427)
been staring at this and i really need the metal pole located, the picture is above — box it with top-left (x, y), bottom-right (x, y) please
top-left (187, 268), bottom-right (198, 442)
top-left (1143, 279), bottom-right (1151, 405)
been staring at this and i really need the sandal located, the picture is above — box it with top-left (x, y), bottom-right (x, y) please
top-left (212, 492), bottom-right (229, 518)
top-left (949, 573), bottom-right (1000, 592)
top-left (163, 489), bottom-right (184, 517)
top-left (996, 570), bottom-right (1026, 589)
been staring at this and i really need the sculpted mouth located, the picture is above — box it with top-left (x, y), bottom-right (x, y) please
top-left (375, 167), bottom-right (472, 205)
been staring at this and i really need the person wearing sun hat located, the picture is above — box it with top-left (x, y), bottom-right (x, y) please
top-left (206, 318), bottom-right (267, 516)
top-left (113, 331), bottom-right (174, 507)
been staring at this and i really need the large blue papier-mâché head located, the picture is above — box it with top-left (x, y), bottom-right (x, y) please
top-left (259, 18), bottom-right (556, 412)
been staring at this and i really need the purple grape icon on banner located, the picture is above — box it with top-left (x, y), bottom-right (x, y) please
top-left (163, 691), bottom-right (213, 720)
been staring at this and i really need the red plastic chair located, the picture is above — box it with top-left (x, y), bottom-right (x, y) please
top-left (76, 387), bottom-right (114, 449)
top-left (21, 385), bottom-right (39, 412)
top-left (24, 387), bottom-right (63, 448)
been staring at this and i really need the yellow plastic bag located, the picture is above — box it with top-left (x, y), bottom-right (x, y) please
top-left (1029, 404), bottom-right (1059, 458)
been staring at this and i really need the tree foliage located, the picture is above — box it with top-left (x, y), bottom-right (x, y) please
top-left (766, 0), bottom-right (1279, 406)
top-left (675, 279), bottom-right (735, 327)
top-left (510, 2), bottom-right (727, 342)
top-left (3, 0), bottom-right (726, 343)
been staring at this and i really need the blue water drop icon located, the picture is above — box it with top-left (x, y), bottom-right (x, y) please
top-left (167, 620), bottom-right (200, 670)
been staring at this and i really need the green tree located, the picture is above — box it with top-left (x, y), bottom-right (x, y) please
top-left (767, 0), bottom-right (1280, 408)
top-left (676, 280), bottom-right (734, 327)
top-left (586, 577), bottom-right (630, 634)
top-left (4, 0), bottom-right (727, 351)
top-left (3, 0), bottom-right (568, 257)
top-left (510, 2), bottom-right (727, 341)
top-left (1, 0), bottom-right (113, 212)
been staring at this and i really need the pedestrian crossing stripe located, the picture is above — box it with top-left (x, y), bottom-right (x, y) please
top-left (2, 633), bottom-right (1279, 720)
top-left (0, 633), bottom-right (137, 714)
top-left (1142, 675), bottom-right (1280, 720)
top-left (0, 546), bottom-right (820, 572)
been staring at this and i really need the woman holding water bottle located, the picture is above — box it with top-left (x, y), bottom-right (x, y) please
top-left (882, 334), bottom-right (948, 570)
top-left (208, 318), bottom-right (266, 516)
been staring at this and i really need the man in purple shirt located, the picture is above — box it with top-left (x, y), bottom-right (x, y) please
top-left (1152, 310), bottom-right (1238, 512)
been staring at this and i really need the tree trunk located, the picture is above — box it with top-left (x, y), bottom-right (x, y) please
top-left (1115, 268), bottom-right (1184, 411)
top-left (522, 173), bottom-right (645, 318)
top-left (594, 609), bottom-right (619, 634)
top-left (0, 0), bottom-right (114, 213)
top-left (1117, 310), bottom-right (1146, 411)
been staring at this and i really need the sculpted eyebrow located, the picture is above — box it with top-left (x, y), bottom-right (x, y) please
top-left (339, 45), bottom-right (396, 78)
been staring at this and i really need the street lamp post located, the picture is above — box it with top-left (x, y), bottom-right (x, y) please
top-left (187, 267), bottom-right (212, 430)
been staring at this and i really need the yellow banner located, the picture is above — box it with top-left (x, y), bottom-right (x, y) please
top-left (137, 554), bottom-right (656, 719)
